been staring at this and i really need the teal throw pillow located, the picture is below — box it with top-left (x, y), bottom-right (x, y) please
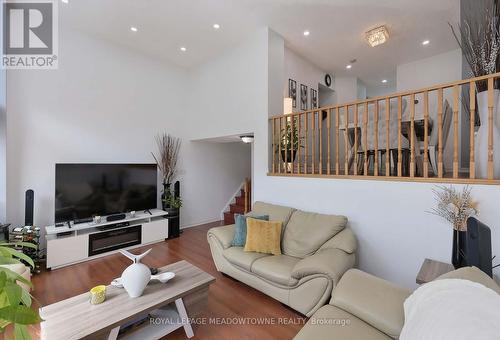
top-left (232, 214), bottom-right (269, 247)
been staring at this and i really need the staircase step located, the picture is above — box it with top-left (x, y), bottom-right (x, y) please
top-left (230, 204), bottom-right (245, 214)
top-left (224, 212), bottom-right (235, 225)
top-left (235, 196), bottom-right (245, 206)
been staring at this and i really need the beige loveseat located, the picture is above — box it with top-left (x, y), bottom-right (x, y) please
top-left (207, 201), bottom-right (357, 316)
top-left (294, 267), bottom-right (500, 340)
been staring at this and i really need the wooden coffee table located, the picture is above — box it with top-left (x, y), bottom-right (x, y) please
top-left (40, 260), bottom-right (215, 340)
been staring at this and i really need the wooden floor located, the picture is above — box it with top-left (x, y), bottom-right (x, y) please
top-left (29, 222), bottom-right (304, 340)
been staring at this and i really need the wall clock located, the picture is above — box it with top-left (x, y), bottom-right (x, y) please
top-left (324, 74), bottom-right (332, 87)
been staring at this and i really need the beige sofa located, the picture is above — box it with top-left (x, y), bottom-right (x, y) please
top-left (294, 267), bottom-right (500, 339)
top-left (0, 263), bottom-right (31, 291)
top-left (207, 201), bottom-right (357, 316)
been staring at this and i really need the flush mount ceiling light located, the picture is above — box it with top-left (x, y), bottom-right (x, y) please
top-left (346, 64), bottom-right (352, 69)
top-left (303, 30), bottom-right (310, 36)
top-left (180, 46), bottom-right (187, 52)
top-left (381, 79), bottom-right (388, 83)
top-left (422, 40), bottom-right (430, 45)
top-left (213, 24), bottom-right (220, 29)
top-left (130, 26), bottom-right (138, 32)
top-left (365, 25), bottom-right (389, 47)
top-left (61, 0), bottom-right (69, 3)
top-left (240, 135), bottom-right (254, 144)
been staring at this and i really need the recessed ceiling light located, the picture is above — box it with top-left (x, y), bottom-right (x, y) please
top-left (303, 31), bottom-right (310, 36)
top-left (346, 64), bottom-right (352, 69)
top-left (130, 27), bottom-right (138, 32)
top-left (213, 24), bottom-right (220, 29)
top-left (180, 47), bottom-right (187, 52)
top-left (422, 40), bottom-right (430, 45)
top-left (382, 79), bottom-right (388, 83)
top-left (61, 0), bottom-right (69, 3)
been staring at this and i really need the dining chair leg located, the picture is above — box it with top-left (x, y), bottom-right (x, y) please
top-left (347, 151), bottom-right (355, 175)
top-left (390, 150), bottom-right (397, 176)
top-left (357, 153), bottom-right (364, 175)
top-left (428, 145), bottom-right (438, 176)
top-left (402, 150), bottom-right (410, 177)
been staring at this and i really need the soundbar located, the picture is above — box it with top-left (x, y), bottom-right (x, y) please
top-left (106, 213), bottom-right (127, 222)
top-left (74, 217), bottom-right (93, 225)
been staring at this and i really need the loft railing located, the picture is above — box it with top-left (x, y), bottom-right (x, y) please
top-left (268, 72), bottom-right (500, 184)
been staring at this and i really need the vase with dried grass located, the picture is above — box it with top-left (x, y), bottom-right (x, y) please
top-left (152, 133), bottom-right (181, 211)
top-left (450, 1), bottom-right (500, 178)
top-left (429, 186), bottom-right (479, 269)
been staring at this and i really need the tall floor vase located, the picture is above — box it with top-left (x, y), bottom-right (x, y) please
top-left (476, 89), bottom-right (500, 179)
top-left (451, 229), bottom-right (467, 269)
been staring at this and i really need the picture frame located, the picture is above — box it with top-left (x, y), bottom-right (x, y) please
top-left (310, 88), bottom-right (318, 109)
top-left (300, 84), bottom-right (308, 111)
top-left (288, 79), bottom-right (297, 108)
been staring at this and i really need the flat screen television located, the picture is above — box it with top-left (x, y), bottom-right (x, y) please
top-left (55, 163), bottom-right (158, 223)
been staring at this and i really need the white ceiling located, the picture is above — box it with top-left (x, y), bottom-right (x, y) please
top-left (61, 0), bottom-right (460, 89)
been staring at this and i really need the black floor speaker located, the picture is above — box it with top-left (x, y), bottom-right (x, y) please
top-left (166, 214), bottom-right (180, 238)
top-left (25, 189), bottom-right (34, 226)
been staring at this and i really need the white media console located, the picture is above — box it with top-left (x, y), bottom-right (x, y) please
top-left (45, 209), bottom-right (168, 269)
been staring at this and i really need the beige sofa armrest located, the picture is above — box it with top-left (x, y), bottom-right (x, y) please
top-left (207, 225), bottom-right (235, 250)
top-left (0, 263), bottom-right (31, 291)
top-left (291, 248), bottom-right (355, 284)
top-left (331, 269), bottom-right (411, 339)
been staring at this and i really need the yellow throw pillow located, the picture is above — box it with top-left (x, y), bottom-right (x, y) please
top-left (244, 218), bottom-right (282, 255)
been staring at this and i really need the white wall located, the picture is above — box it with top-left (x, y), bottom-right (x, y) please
top-left (397, 49), bottom-right (462, 92)
top-left (284, 47), bottom-right (328, 113)
top-left (397, 48), bottom-right (463, 170)
top-left (334, 76), bottom-right (358, 104)
top-left (186, 29), bottom-right (269, 141)
top-left (357, 79), bottom-right (367, 100)
top-left (367, 85), bottom-right (396, 98)
top-left (6, 29), bottom-right (251, 234)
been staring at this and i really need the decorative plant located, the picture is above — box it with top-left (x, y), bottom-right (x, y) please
top-left (449, 1), bottom-right (500, 92)
top-left (0, 242), bottom-right (41, 339)
top-left (429, 185), bottom-right (479, 231)
top-left (152, 133), bottom-right (181, 185)
top-left (275, 119), bottom-right (304, 155)
top-left (163, 195), bottom-right (183, 209)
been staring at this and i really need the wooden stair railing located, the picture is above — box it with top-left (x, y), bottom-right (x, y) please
top-left (223, 179), bottom-right (251, 225)
top-left (269, 72), bottom-right (500, 184)
top-left (244, 178), bottom-right (251, 214)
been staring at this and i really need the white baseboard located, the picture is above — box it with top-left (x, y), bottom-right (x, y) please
top-left (180, 218), bottom-right (221, 230)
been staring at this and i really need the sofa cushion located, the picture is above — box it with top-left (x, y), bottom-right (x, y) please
top-left (331, 269), bottom-right (410, 339)
top-left (318, 227), bottom-right (357, 254)
top-left (232, 214), bottom-right (269, 247)
top-left (436, 266), bottom-right (500, 294)
top-left (282, 210), bottom-right (347, 258)
top-left (293, 305), bottom-right (392, 340)
top-left (222, 247), bottom-right (269, 271)
top-left (251, 255), bottom-right (300, 286)
top-left (244, 219), bottom-right (282, 255)
top-left (251, 201), bottom-right (295, 226)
